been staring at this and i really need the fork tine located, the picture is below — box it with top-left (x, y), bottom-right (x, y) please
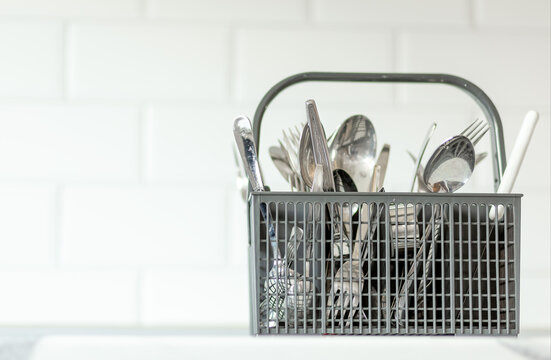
top-left (460, 118), bottom-right (479, 136)
top-left (462, 119), bottom-right (483, 139)
top-left (465, 120), bottom-right (484, 140)
top-left (293, 125), bottom-right (302, 142)
top-left (471, 124), bottom-right (489, 146)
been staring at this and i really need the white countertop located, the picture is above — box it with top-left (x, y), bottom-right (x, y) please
top-left (27, 334), bottom-right (550, 360)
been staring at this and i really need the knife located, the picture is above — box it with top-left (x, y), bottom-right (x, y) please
top-left (372, 144), bottom-right (390, 191)
top-left (233, 116), bottom-right (281, 259)
top-left (305, 99), bottom-right (335, 192)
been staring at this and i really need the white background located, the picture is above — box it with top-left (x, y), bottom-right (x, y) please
top-left (0, 0), bottom-right (548, 335)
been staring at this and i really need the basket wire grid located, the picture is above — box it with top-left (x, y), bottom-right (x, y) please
top-left (246, 72), bottom-right (521, 336)
top-left (249, 193), bottom-right (520, 335)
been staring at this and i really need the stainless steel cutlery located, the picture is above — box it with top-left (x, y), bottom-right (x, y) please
top-left (234, 100), bottom-right (496, 327)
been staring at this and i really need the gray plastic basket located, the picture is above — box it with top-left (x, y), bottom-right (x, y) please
top-left (247, 73), bottom-right (521, 335)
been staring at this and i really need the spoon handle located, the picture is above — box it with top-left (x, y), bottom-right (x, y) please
top-left (411, 122), bottom-right (437, 192)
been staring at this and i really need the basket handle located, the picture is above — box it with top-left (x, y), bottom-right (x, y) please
top-left (252, 72), bottom-right (507, 190)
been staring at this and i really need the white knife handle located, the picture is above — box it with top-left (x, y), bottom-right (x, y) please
top-left (490, 110), bottom-right (539, 220)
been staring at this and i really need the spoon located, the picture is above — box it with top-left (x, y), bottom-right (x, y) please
top-left (329, 115), bottom-right (377, 192)
top-left (423, 135), bottom-right (475, 193)
top-left (407, 150), bottom-right (488, 192)
top-left (393, 135), bottom-right (477, 323)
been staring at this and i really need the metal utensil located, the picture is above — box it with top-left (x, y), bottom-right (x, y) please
top-left (300, 101), bottom-right (350, 260)
top-left (289, 165), bottom-right (324, 322)
top-left (460, 118), bottom-right (489, 146)
top-left (232, 146), bottom-right (248, 201)
top-left (407, 150), bottom-right (488, 192)
top-left (328, 189), bottom-right (385, 324)
top-left (392, 206), bottom-right (442, 324)
top-left (269, 145), bottom-right (298, 190)
top-left (299, 100), bottom-right (336, 191)
top-left (234, 116), bottom-right (293, 326)
top-left (259, 225), bottom-right (304, 327)
top-left (393, 127), bottom-right (483, 323)
top-left (458, 111), bottom-right (539, 321)
top-left (411, 122), bottom-right (437, 192)
top-left (333, 169), bottom-right (357, 257)
top-left (423, 135), bottom-right (476, 193)
top-left (329, 114), bottom-right (377, 192)
top-left (373, 144), bottom-right (390, 191)
top-left (389, 203), bottom-right (420, 253)
top-left (370, 165), bottom-right (381, 193)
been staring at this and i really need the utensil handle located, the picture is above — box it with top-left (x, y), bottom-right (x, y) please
top-left (411, 123), bottom-right (437, 191)
top-left (233, 116), bottom-right (281, 257)
top-left (305, 99), bottom-right (335, 191)
top-left (489, 110), bottom-right (538, 220)
top-left (497, 110), bottom-right (538, 193)
top-left (234, 116), bottom-right (265, 192)
top-left (252, 72), bottom-right (507, 191)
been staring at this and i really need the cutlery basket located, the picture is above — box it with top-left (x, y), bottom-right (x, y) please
top-left (247, 73), bottom-right (521, 335)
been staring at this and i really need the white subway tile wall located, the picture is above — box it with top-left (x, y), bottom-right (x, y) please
top-left (0, 22), bottom-right (63, 98)
top-left (0, 270), bottom-right (137, 325)
top-left (68, 24), bottom-right (229, 100)
top-left (60, 186), bottom-right (227, 266)
top-left (313, 0), bottom-right (470, 27)
top-left (0, 105), bottom-right (140, 181)
top-left (0, 0), bottom-right (548, 331)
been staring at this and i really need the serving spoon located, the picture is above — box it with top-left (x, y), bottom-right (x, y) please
top-left (329, 114), bottom-right (377, 192)
top-left (423, 135), bottom-right (476, 193)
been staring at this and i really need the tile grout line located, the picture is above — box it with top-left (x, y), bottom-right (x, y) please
top-left (136, 270), bottom-right (143, 326)
top-left (51, 184), bottom-right (64, 267)
top-left (304, 0), bottom-right (314, 24)
top-left (61, 21), bottom-right (70, 101)
top-left (391, 29), bottom-right (399, 105)
top-left (227, 26), bottom-right (236, 101)
top-left (139, 105), bottom-right (152, 185)
top-left (141, 0), bottom-right (151, 18)
top-left (467, 0), bottom-right (477, 31)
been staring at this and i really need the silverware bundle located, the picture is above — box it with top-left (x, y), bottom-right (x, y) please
top-left (233, 100), bottom-right (490, 328)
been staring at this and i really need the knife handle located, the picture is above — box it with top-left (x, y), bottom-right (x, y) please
top-left (489, 110), bottom-right (538, 220)
top-left (305, 99), bottom-right (335, 191)
top-left (233, 116), bottom-right (281, 258)
top-left (233, 116), bottom-right (265, 192)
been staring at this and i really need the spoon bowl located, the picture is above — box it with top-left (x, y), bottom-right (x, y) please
top-left (329, 115), bottom-right (377, 192)
top-left (423, 135), bottom-right (475, 193)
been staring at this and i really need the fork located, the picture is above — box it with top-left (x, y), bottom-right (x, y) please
top-left (282, 124), bottom-right (306, 191)
top-left (460, 118), bottom-right (489, 146)
top-left (327, 194), bottom-right (384, 325)
top-left (261, 226), bottom-right (304, 327)
top-left (326, 220), bottom-right (364, 325)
